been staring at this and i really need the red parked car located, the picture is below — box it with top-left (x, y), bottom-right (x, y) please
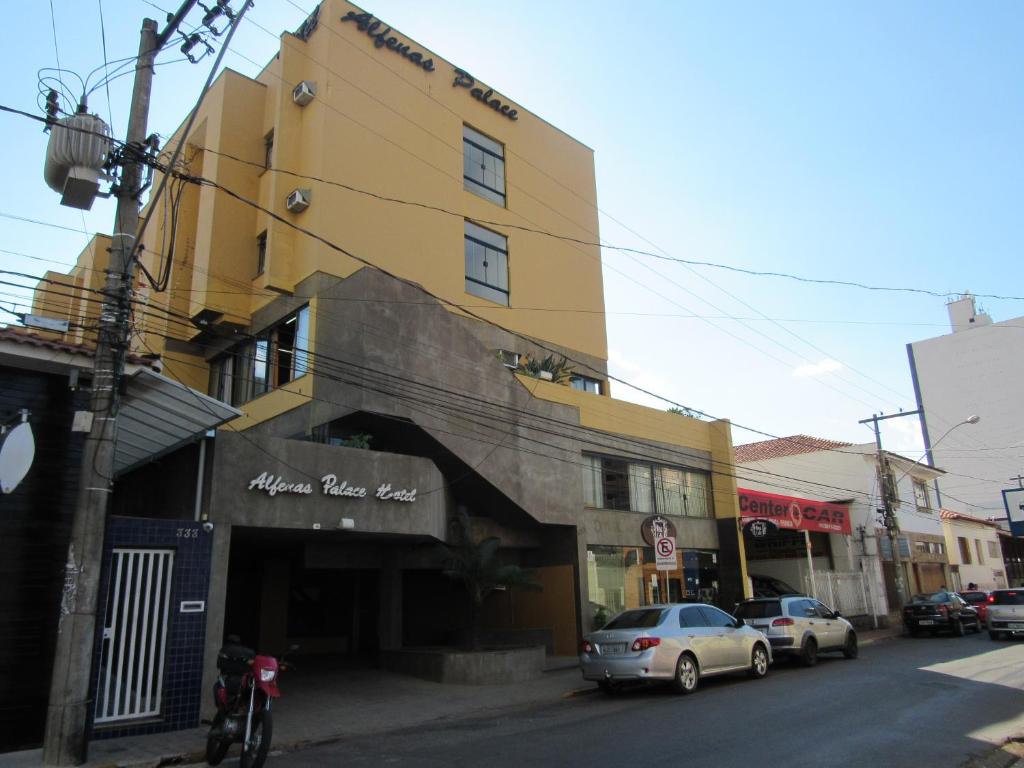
top-left (959, 590), bottom-right (990, 626)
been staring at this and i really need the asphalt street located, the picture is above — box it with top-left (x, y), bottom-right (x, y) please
top-left (258, 633), bottom-right (1024, 768)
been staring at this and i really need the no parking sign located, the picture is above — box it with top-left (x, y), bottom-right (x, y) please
top-left (655, 536), bottom-right (676, 571)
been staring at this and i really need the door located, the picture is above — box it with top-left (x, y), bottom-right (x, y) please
top-left (788, 598), bottom-right (821, 644)
top-left (699, 605), bottom-right (749, 670)
top-left (812, 599), bottom-right (844, 648)
top-left (95, 549), bottom-right (175, 723)
top-left (678, 606), bottom-right (723, 671)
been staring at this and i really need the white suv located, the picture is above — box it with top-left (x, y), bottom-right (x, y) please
top-left (734, 596), bottom-right (858, 666)
top-left (987, 589), bottom-right (1024, 641)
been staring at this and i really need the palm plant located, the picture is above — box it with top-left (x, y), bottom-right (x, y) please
top-left (519, 353), bottom-right (573, 384)
top-left (440, 510), bottom-right (541, 650)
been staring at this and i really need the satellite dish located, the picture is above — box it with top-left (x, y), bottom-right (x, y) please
top-left (0, 421), bottom-right (35, 494)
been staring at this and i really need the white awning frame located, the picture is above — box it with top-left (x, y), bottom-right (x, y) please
top-left (114, 367), bottom-right (241, 476)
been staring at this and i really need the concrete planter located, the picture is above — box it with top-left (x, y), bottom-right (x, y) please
top-left (381, 645), bottom-right (546, 685)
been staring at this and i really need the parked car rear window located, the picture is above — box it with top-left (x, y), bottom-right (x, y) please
top-left (734, 601), bottom-right (781, 619)
top-left (990, 591), bottom-right (1024, 606)
top-left (604, 609), bottom-right (665, 629)
top-left (960, 591), bottom-right (987, 604)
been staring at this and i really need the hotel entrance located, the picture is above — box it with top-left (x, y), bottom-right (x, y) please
top-left (222, 527), bottom-right (392, 668)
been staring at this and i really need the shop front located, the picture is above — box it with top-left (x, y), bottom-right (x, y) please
top-left (737, 488), bottom-right (869, 618)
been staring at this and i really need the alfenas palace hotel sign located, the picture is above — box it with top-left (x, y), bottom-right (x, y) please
top-left (340, 10), bottom-right (520, 121)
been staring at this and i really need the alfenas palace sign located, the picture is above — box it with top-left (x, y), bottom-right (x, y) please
top-left (247, 471), bottom-right (418, 503)
top-left (339, 9), bottom-right (519, 120)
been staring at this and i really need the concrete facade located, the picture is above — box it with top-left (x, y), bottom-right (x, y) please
top-left (29, 0), bottom-right (750, 741)
top-left (907, 295), bottom-right (1024, 517)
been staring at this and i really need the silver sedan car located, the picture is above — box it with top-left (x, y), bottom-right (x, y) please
top-left (580, 603), bottom-right (772, 694)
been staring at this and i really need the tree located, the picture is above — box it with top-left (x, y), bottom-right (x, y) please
top-left (440, 510), bottom-right (541, 650)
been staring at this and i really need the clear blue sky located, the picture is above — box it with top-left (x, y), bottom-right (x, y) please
top-left (1, 1), bottom-right (1021, 457)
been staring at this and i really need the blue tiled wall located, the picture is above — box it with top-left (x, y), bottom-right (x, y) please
top-left (89, 517), bottom-right (213, 741)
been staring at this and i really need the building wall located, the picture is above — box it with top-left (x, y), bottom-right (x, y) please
top-left (942, 518), bottom-right (1007, 591)
top-left (908, 302), bottom-right (1024, 516)
top-left (737, 443), bottom-right (950, 619)
top-left (0, 365), bottom-right (87, 752)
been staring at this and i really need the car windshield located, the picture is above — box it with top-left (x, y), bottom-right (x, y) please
top-left (734, 600), bottom-right (781, 619)
top-left (991, 591), bottom-right (1024, 606)
top-left (960, 592), bottom-right (987, 603)
top-left (603, 609), bottom-right (666, 629)
top-left (913, 592), bottom-right (949, 603)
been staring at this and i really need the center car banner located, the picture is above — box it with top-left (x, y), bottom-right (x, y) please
top-left (737, 488), bottom-right (851, 535)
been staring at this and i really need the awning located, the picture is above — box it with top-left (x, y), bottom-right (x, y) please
top-left (114, 367), bottom-right (242, 476)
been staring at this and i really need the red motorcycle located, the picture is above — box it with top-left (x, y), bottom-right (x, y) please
top-left (206, 641), bottom-right (289, 768)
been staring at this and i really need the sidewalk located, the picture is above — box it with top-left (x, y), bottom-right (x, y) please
top-left (2, 628), bottom-right (907, 768)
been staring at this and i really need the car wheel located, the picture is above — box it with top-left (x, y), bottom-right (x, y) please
top-left (672, 653), bottom-right (699, 694)
top-left (972, 619), bottom-right (982, 634)
top-left (842, 631), bottom-right (859, 659)
top-left (748, 644), bottom-right (769, 679)
top-left (954, 619), bottom-right (966, 637)
top-left (801, 637), bottom-right (818, 667)
top-left (990, 630), bottom-right (1003, 642)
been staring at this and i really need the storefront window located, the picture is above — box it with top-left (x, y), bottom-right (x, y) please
top-left (586, 545), bottom-right (719, 623)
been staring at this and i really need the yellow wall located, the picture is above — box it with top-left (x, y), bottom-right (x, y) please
top-left (518, 374), bottom-right (714, 452)
top-left (31, 235), bottom-right (110, 344)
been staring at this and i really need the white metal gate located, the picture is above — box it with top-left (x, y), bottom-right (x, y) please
top-left (805, 571), bottom-right (870, 617)
top-left (95, 548), bottom-right (174, 723)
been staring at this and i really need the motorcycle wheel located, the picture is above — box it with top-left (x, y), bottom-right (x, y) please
top-left (205, 714), bottom-right (230, 766)
top-left (240, 709), bottom-right (273, 768)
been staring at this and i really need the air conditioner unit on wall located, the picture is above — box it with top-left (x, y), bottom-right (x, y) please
top-left (286, 188), bottom-right (311, 213)
top-left (292, 80), bottom-right (316, 107)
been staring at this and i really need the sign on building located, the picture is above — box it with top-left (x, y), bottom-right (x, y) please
top-left (1004, 488), bottom-right (1024, 538)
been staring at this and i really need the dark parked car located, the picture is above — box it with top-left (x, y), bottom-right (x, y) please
top-left (903, 591), bottom-right (981, 636)
top-left (958, 590), bottom-right (990, 626)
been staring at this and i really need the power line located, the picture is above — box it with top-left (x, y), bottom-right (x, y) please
top-left (96, 0), bottom-right (115, 135)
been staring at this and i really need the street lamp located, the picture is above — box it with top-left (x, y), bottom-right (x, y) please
top-left (925, 415), bottom-right (980, 466)
top-left (858, 410), bottom-right (980, 611)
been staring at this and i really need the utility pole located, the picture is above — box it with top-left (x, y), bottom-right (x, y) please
top-left (43, 6), bottom-right (197, 762)
top-left (859, 410), bottom-right (920, 612)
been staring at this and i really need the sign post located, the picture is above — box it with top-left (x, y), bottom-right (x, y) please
top-left (1004, 488), bottom-right (1024, 538)
top-left (655, 536), bottom-right (676, 602)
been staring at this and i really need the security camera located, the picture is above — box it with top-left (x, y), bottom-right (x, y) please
top-left (202, 521), bottom-right (214, 533)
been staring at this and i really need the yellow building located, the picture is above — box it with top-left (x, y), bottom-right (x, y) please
top-left (32, 0), bottom-right (746, 726)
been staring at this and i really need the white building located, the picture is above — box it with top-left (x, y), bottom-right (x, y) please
top-left (735, 435), bottom-right (949, 626)
top-left (940, 510), bottom-right (1008, 592)
top-left (907, 295), bottom-right (1024, 517)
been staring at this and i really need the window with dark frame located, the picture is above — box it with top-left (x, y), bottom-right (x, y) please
top-left (464, 221), bottom-right (509, 305)
top-left (570, 375), bottom-right (602, 394)
top-left (958, 536), bottom-right (972, 564)
top-left (208, 305), bottom-right (310, 406)
top-left (264, 130), bottom-right (274, 170)
top-left (582, 453), bottom-right (713, 518)
top-left (463, 125), bottom-right (505, 206)
top-left (913, 479), bottom-right (931, 511)
top-left (256, 231), bottom-right (267, 276)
